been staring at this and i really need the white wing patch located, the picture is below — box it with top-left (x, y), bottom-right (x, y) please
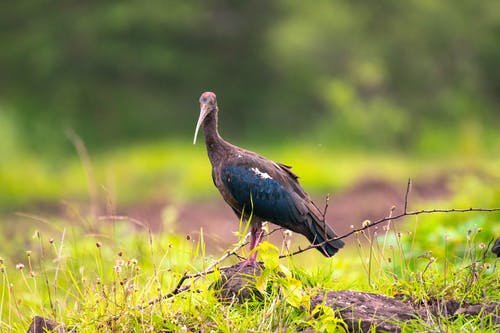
top-left (251, 167), bottom-right (272, 180)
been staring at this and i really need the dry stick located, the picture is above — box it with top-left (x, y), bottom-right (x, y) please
top-left (280, 179), bottom-right (500, 258)
top-left (321, 194), bottom-right (330, 242)
top-left (340, 208), bottom-right (499, 242)
top-left (139, 231), bottom-right (252, 309)
top-left (483, 237), bottom-right (495, 262)
top-left (322, 194), bottom-right (330, 221)
top-left (404, 178), bottom-right (411, 214)
top-left (282, 208), bottom-right (500, 259)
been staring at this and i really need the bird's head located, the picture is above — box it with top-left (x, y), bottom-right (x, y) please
top-left (194, 91), bottom-right (218, 144)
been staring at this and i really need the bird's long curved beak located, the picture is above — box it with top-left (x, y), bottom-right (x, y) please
top-left (193, 104), bottom-right (210, 144)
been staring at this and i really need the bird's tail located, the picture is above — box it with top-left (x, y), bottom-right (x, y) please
top-left (305, 215), bottom-right (344, 257)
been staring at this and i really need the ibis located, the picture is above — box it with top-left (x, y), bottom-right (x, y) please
top-left (194, 92), bottom-right (344, 265)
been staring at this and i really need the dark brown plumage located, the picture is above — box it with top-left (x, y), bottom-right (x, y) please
top-left (194, 92), bottom-right (344, 264)
top-left (492, 237), bottom-right (500, 258)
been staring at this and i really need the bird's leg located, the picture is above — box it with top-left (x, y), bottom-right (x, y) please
top-left (238, 219), bottom-right (263, 268)
top-left (248, 219), bottom-right (264, 264)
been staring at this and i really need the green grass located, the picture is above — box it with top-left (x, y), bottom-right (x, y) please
top-left (0, 178), bottom-right (498, 331)
top-left (0, 140), bottom-right (499, 331)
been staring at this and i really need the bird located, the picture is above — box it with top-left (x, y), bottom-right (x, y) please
top-left (492, 237), bottom-right (500, 258)
top-left (193, 91), bottom-right (344, 266)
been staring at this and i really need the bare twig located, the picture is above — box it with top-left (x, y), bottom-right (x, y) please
top-left (322, 194), bottom-right (330, 221)
top-left (280, 206), bottom-right (500, 258)
top-left (343, 207), bottom-right (499, 241)
top-left (204, 231), bottom-right (251, 273)
top-left (268, 227), bottom-right (285, 238)
top-left (404, 178), bottom-right (411, 214)
top-left (139, 231), bottom-right (252, 309)
top-left (142, 271), bottom-right (191, 308)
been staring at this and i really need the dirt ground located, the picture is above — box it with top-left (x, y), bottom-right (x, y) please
top-left (121, 176), bottom-right (451, 253)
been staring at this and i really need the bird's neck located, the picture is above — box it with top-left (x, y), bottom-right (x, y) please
top-left (203, 108), bottom-right (230, 162)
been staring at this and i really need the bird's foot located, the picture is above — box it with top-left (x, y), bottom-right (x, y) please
top-left (236, 259), bottom-right (263, 272)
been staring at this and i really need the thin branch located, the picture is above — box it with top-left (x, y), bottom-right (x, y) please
top-left (322, 194), bottom-right (330, 221)
top-left (142, 271), bottom-right (191, 308)
top-left (139, 231), bottom-right (252, 309)
top-left (342, 207), bottom-right (500, 241)
top-left (404, 178), bottom-right (411, 214)
top-left (268, 227), bottom-right (284, 238)
top-left (204, 231), bottom-right (251, 273)
top-left (280, 206), bottom-right (500, 258)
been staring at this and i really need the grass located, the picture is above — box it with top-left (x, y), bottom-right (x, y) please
top-left (0, 178), bottom-right (498, 331)
top-left (0, 140), bottom-right (498, 331)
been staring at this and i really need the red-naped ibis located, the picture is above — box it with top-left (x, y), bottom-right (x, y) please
top-left (194, 92), bottom-right (344, 265)
top-left (493, 237), bottom-right (500, 257)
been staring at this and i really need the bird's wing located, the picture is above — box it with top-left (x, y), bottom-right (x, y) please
top-left (221, 163), bottom-right (309, 234)
top-left (221, 162), bottom-right (344, 256)
top-left (227, 153), bottom-right (325, 219)
top-left (220, 156), bottom-right (343, 257)
top-left (273, 161), bottom-right (325, 221)
top-left (276, 162), bottom-right (299, 180)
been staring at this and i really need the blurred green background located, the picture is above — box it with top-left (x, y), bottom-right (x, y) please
top-left (0, 0), bottom-right (499, 212)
